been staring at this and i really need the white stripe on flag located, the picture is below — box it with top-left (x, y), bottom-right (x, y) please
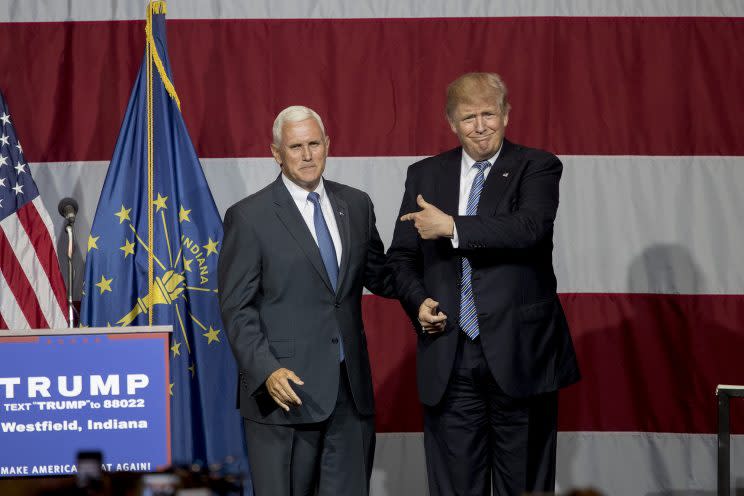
top-left (0, 268), bottom-right (29, 330)
top-left (32, 196), bottom-right (62, 252)
top-left (0, 209), bottom-right (65, 329)
top-left (31, 196), bottom-right (67, 326)
top-left (372, 431), bottom-right (744, 495)
top-left (31, 155), bottom-right (744, 297)
top-left (0, 0), bottom-right (741, 22)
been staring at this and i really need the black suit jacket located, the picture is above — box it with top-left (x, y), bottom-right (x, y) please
top-left (218, 175), bottom-right (391, 424)
top-left (387, 140), bottom-right (580, 406)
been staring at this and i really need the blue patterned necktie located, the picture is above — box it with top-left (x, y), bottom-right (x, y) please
top-left (307, 192), bottom-right (339, 291)
top-left (307, 191), bottom-right (344, 361)
top-left (459, 160), bottom-right (490, 339)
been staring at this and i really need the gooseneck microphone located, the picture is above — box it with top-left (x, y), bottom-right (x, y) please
top-left (58, 197), bottom-right (79, 224)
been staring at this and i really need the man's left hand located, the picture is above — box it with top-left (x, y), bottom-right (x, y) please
top-left (400, 195), bottom-right (454, 240)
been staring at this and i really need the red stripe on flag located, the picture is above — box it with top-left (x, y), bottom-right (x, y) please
top-left (559, 293), bottom-right (744, 434)
top-left (0, 312), bottom-right (7, 330)
top-left (17, 202), bottom-right (68, 316)
top-left (0, 228), bottom-right (50, 329)
top-left (363, 293), bottom-right (744, 434)
top-left (362, 296), bottom-right (423, 433)
top-left (0, 17), bottom-right (743, 161)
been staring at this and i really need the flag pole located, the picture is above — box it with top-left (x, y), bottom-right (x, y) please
top-left (146, 1), bottom-right (155, 326)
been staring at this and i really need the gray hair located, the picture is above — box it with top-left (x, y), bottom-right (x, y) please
top-left (272, 106), bottom-right (326, 146)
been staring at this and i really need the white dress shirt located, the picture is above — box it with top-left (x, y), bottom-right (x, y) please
top-left (281, 174), bottom-right (343, 266)
top-left (451, 146), bottom-right (502, 248)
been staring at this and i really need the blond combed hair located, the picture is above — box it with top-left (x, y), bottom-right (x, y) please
top-left (446, 72), bottom-right (511, 120)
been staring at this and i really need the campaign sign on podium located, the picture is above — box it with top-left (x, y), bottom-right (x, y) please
top-left (0, 327), bottom-right (171, 477)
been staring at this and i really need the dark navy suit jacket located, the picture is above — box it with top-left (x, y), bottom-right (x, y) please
top-left (218, 175), bottom-right (391, 424)
top-left (387, 140), bottom-right (580, 405)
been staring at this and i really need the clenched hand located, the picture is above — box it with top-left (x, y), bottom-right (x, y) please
top-left (265, 368), bottom-right (304, 412)
top-left (418, 298), bottom-right (447, 334)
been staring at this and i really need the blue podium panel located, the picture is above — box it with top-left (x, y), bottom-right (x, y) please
top-left (0, 328), bottom-right (170, 477)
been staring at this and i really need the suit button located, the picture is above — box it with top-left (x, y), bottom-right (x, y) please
top-left (334, 302), bottom-right (340, 308)
top-left (331, 337), bottom-right (339, 344)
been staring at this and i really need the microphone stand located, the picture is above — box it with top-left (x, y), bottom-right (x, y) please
top-left (65, 221), bottom-right (74, 328)
top-left (58, 197), bottom-right (78, 329)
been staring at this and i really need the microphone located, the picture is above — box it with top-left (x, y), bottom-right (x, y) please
top-left (58, 197), bottom-right (79, 224)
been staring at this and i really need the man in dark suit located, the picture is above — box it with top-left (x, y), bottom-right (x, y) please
top-left (387, 73), bottom-right (580, 495)
top-left (218, 106), bottom-right (392, 495)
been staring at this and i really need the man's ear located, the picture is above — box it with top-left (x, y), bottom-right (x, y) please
top-left (270, 144), bottom-right (282, 165)
top-left (447, 117), bottom-right (458, 134)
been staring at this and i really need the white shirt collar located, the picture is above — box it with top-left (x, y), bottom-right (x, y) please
top-left (281, 173), bottom-right (327, 205)
top-left (461, 143), bottom-right (503, 176)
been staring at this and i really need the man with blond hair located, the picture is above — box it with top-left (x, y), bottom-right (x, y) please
top-left (218, 106), bottom-right (392, 495)
top-left (388, 73), bottom-right (580, 495)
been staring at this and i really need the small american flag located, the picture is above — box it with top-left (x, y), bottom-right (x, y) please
top-left (0, 91), bottom-right (67, 329)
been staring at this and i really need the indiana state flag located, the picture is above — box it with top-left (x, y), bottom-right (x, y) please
top-left (80, 1), bottom-right (248, 476)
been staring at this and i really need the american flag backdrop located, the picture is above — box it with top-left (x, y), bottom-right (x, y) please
top-left (1, 1), bottom-right (743, 494)
top-left (0, 92), bottom-right (67, 330)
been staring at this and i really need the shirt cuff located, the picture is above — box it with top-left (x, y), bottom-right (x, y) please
top-left (450, 221), bottom-right (459, 248)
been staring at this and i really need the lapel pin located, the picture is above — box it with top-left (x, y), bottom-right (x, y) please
top-left (338, 211), bottom-right (345, 216)
top-left (502, 172), bottom-right (509, 178)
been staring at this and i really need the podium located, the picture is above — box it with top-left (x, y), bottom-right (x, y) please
top-left (0, 326), bottom-right (171, 477)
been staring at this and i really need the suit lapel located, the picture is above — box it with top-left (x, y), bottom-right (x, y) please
top-left (326, 185), bottom-right (350, 295)
top-left (271, 176), bottom-right (335, 294)
top-left (436, 149), bottom-right (463, 298)
top-left (479, 139), bottom-right (518, 214)
top-left (437, 148), bottom-right (462, 216)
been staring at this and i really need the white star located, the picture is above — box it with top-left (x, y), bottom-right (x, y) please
top-left (0, 199), bottom-right (3, 208)
top-left (0, 113), bottom-right (10, 126)
top-left (14, 162), bottom-right (26, 174)
top-left (0, 155), bottom-right (6, 167)
top-left (12, 183), bottom-right (23, 195)
top-left (15, 141), bottom-right (22, 153)
top-left (0, 134), bottom-right (8, 147)
top-left (0, 178), bottom-right (6, 187)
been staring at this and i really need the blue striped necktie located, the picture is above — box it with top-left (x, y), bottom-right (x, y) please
top-left (307, 191), bottom-right (344, 361)
top-left (459, 160), bottom-right (490, 339)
